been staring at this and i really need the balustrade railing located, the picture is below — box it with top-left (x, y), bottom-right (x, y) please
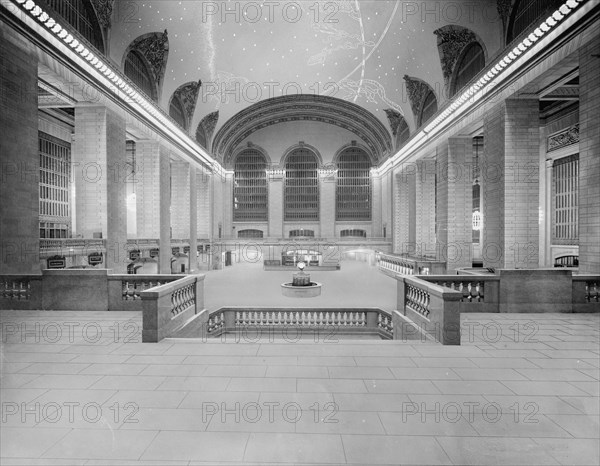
top-left (405, 283), bottom-right (431, 318)
top-left (120, 278), bottom-right (176, 300)
top-left (377, 253), bottom-right (416, 275)
top-left (422, 279), bottom-right (485, 302)
top-left (171, 282), bottom-right (196, 317)
top-left (397, 276), bottom-right (463, 345)
top-left (1, 279), bottom-right (32, 300)
top-left (140, 274), bottom-right (205, 342)
top-left (205, 308), bottom-right (393, 339)
top-left (40, 238), bottom-right (106, 251)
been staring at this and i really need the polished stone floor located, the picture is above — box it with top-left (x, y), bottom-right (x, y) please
top-left (203, 259), bottom-right (398, 312)
top-left (1, 306), bottom-right (598, 465)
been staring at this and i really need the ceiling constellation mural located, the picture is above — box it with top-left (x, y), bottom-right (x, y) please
top-left (110, 0), bottom-right (502, 140)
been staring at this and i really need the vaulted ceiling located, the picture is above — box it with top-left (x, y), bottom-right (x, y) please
top-left (109, 0), bottom-right (503, 145)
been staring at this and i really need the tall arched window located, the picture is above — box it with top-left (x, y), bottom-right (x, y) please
top-left (46, 0), bottom-right (104, 53)
top-left (284, 148), bottom-right (319, 221)
top-left (124, 51), bottom-right (157, 101)
top-left (169, 96), bottom-right (187, 129)
top-left (451, 43), bottom-right (485, 97)
top-left (418, 91), bottom-right (438, 128)
top-left (336, 147), bottom-right (372, 221)
top-left (233, 150), bottom-right (268, 221)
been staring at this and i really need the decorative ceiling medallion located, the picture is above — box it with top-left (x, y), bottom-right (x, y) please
top-left (548, 124), bottom-right (579, 152)
top-left (213, 95), bottom-right (392, 166)
top-left (173, 80), bottom-right (202, 127)
top-left (90, 0), bottom-right (114, 29)
top-left (433, 26), bottom-right (478, 85)
top-left (403, 76), bottom-right (434, 121)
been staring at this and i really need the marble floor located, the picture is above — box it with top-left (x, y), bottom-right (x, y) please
top-left (1, 307), bottom-right (598, 465)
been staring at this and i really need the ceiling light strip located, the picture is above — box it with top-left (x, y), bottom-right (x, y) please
top-left (11, 0), bottom-right (218, 170)
top-left (378, 0), bottom-right (587, 176)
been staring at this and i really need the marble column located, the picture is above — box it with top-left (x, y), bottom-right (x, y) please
top-left (0, 22), bottom-right (39, 273)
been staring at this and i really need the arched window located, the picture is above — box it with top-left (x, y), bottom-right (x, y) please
top-left (507, 0), bottom-right (563, 43)
top-left (396, 118), bottom-right (411, 149)
top-left (238, 229), bottom-right (264, 238)
top-left (233, 150), bottom-right (268, 222)
top-left (336, 148), bottom-right (372, 221)
top-left (289, 229), bottom-right (315, 238)
top-left (124, 51), bottom-right (157, 101)
top-left (46, 0), bottom-right (104, 53)
top-left (340, 229), bottom-right (367, 238)
top-left (284, 148), bottom-right (319, 221)
top-left (418, 91), bottom-right (438, 128)
top-left (169, 96), bottom-right (187, 129)
top-left (451, 43), bottom-right (485, 97)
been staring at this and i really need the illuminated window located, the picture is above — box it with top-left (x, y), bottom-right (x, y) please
top-left (552, 154), bottom-right (579, 244)
top-left (418, 91), bottom-right (438, 128)
top-left (124, 51), bottom-right (156, 101)
top-left (233, 150), bottom-right (268, 222)
top-left (39, 132), bottom-right (70, 237)
top-left (284, 149), bottom-right (319, 221)
top-left (336, 148), bottom-right (371, 221)
top-left (46, 0), bottom-right (104, 53)
top-left (451, 43), bottom-right (485, 97)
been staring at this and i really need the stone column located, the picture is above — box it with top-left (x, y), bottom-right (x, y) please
top-left (436, 137), bottom-right (473, 271)
top-left (189, 168), bottom-right (198, 272)
top-left (158, 149), bottom-right (171, 273)
top-left (0, 23), bottom-right (39, 273)
top-left (578, 35), bottom-right (600, 274)
top-left (393, 166), bottom-right (416, 255)
top-left (170, 161), bottom-right (190, 240)
top-left (222, 172), bottom-right (233, 239)
top-left (371, 174), bottom-right (383, 237)
top-left (319, 169), bottom-right (336, 238)
top-left (482, 99), bottom-right (539, 269)
top-left (415, 159), bottom-right (437, 259)
top-left (135, 141), bottom-right (171, 273)
top-left (73, 107), bottom-right (127, 272)
top-left (268, 171), bottom-right (284, 238)
top-left (196, 169), bottom-right (211, 241)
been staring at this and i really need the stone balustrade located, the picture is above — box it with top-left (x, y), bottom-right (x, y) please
top-left (416, 275), bottom-right (501, 313)
top-left (107, 274), bottom-right (185, 311)
top-left (376, 252), bottom-right (446, 276)
top-left (396, 276), bottom-right (463, 345)
top-left (205, 307), bottom-right (394, 339)
top-left (140, 275), bottom-right (205, 342)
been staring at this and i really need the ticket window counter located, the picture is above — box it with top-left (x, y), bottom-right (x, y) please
top-left (282, 250), bottom-right (322, 267)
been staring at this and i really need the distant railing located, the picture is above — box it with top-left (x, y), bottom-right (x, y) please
top-left (206, 307), bottom-right (394, 339)
top-left (376, 252), bottom-right (446, 276)
top-left (40, 238), bottom-right (106, 254)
